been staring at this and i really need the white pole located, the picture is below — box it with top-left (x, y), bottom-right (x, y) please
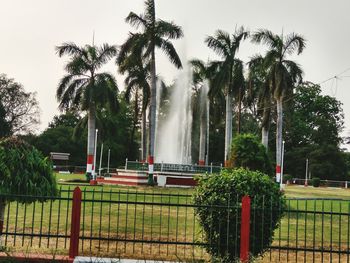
top-left (98, 143), bottom-right (104, 176)
top-left (93, 129), bottom-right (98, 180)
top-left (305, 158), bottom-right (309, 186)
top-left (107, 149), bottom-right (110, 175)
top-left (280, 141), bottom-right (285, 190)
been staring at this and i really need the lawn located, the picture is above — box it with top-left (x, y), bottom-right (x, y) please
top-left (2, 174), bottom-right (350, 261)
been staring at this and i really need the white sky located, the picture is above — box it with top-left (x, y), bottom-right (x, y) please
top-left (1, 0), bottom-right (350, 147)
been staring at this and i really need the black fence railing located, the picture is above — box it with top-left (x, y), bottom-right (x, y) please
top-left (125, 160), bottom-right (222, 174)
top-left (1, 189), bottom-right (350, 262)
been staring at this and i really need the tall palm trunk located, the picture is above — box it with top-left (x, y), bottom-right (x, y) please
top-left (261, 126), bottom-right (269, 150)
top-left (206, 99), bottom-right (210, 165)
top-left (148, 50), bottom-right (157, 184)
top-left (224, 91), bottom-right (233, 167)
top-left (275, 98), bottom-right (283, 182)
top-left (86, 104), bottom-right (96, 178)
top-left (141, 110), bottom-right (147, 162)
top-left (198, 96), bottom-right (207, 166)
top-left (0, 200), bottom-right (6, 247)
top-left (237, 86), bottom-right (242, 134)
top-left (129, 90), bottom-right (139, 157)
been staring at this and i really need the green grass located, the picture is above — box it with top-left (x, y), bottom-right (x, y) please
top-left (2, 176), bottom-right (350, 261)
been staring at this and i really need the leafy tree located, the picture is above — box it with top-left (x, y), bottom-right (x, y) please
top-left (193, 168), bottom-right (285, 262)
top-left (56, 43), bottom-right (118, 179)
top-left (48, 111), bottom-right (81, 129)
top-left (309, 144), bottom-right (347, 180)
top-left (30, 125), bottom-right (86, 166)
top-left (0, 137), bottom-right (58, 246)
top-left (251, 29), bottom-right (306, 182)
top-left (0, 102), bottom-right (11, 138)
top-left (285, 82), bottom-right (343, 147)
top-left (118, 0), bottom-right (183, 184)
top-left (205, 27), bottom-right (249, 166)
top-left (230, 133), bottom-right (272, 175)
top-left (282, 82), bottom-right (346, 180)
top-left (0, 74), bottom-right (40, 135)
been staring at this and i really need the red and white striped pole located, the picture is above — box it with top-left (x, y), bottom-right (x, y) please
top-left (90, 129), bottom-right (98, 185)
top-left (198, 160), bottom-right (205, 166)
top-left (148, 155), bottom-right (154, 185)
top-left (276, 165), bottom-right (281, 183)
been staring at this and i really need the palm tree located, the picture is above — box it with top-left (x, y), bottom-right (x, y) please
top-left (117, 0), bottom-right (183, 184)
top-left (190, 59), bottom-right (214, 166)
top-left (251, 29), bottom-right (305, 182)
top-left (205, 27), bottom-right (249, 166)
top-left (56, 42), bottom-right (118, 180)
top-left (247, 54), bottom-right (273, 150)
top-left (119, 55), bottom-right (150, 162)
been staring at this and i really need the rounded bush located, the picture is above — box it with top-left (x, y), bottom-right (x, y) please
top-left (311, 177), bottom-right (320, 187)
top-left (193, 168), bottom-right (286, 262)
top-left (230, 134), bottom-right (273, 175)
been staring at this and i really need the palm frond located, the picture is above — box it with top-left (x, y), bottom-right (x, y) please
top-left (126, 12), bottom-right (147, 29)
top-left (64, 57), bottom-right (89, 75)
top-left (205, 30), bottom-right (230, 58)
top-left (284, 60), bottom-right (303, 83)
top-left (117, 33), bottom-right (145, 66)
top-left (251, 29), bottom-right (279, 50)
top-left (96, 44), bottom-right (118, 69)
top-left (56, 74), bottom-right (75, 100)
top-left (157, 38), bottom-right (182, 69)
top-left (283, 33), bottom-right (306, 56)
top-left (55, 42), bottom-right (86, 58)
top-left (156, 20), bottom-right (183, 39)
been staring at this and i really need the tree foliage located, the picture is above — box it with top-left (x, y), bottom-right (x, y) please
top-left (0, 74), bottom-right (40, 136)
top-left (284, 82), bottom-right (347, 180)
top-left (193, 168), bottom-right (285, 262)
top-left (230, 133), bottom-right (272, 175)
top-left (0, 137), bottom-right (58, 200)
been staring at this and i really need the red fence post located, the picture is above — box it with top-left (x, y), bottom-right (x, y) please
top-left (240, 195), bottom-right (251, 262)
top-left (69, 187), bottom-right (82, 260)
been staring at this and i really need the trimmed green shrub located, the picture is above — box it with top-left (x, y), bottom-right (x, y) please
top-left (230, 133), bottom-right (273, 175)
top-left (311, 177), bottom-right (320, 187)
top-left (193, 168), bottom-right (286, 262)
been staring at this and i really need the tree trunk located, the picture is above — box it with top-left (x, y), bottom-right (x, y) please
top-left (0, 200), bottom-right (6, 247)
top-left (129, 90), bottom-right (139, 157)
top-left (276, 98), bottom-right (283, 183)
top-left (198, 95), bottom-right (207, 166)
top-left (224, 91), bottom-right (233, 167)
top-left (148, 50), bottom-right (157, 185)
top-left (261, 126), bottom-right (269, 151)
top-left (141, 110), bottom-right (147, 162)
top-left (237, 86), bottom-right (242, 134)
top-left (205, 97), bottom-right (210, 165)
top-left (86, 104), bottom-right (96, 179)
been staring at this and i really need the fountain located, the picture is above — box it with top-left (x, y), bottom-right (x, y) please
top-left (155, 69), bottom-right (193, 164)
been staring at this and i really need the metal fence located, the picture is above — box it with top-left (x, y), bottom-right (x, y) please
top-left (125, 160), bottom-right (222, 174)
top-left (1, 188), bottom-right (350, 262)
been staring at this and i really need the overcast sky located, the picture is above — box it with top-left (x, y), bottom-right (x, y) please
top-left (1, 0), bottom-right (349, 148)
